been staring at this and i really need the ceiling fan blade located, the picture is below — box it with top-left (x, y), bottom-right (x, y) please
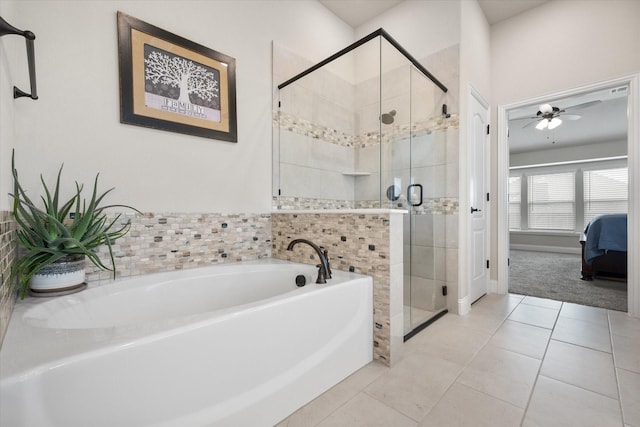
top-left (511, 116), bottom-right (538, 121)
top-left (563, 100), bottom-right (602, 111)
top-left (562, 114), bottom-right (582, 120)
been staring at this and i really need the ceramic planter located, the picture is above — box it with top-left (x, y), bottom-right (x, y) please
top-left (29, 255), bottom-right (87, 295)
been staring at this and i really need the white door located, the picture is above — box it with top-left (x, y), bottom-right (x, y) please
top-left (469, 89), bottom-right (489, 303)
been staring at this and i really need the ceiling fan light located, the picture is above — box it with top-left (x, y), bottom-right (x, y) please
top-left (535, 119), bottom-right (549, 130)
top-left (539, 103), bottom-right (553, 114)
top-left (548, 117), bottom-right (562, 130)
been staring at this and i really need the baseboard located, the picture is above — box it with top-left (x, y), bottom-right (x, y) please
top-left (488, 279), bottom-right (499, 294)
top-left (458, 295), bottom-right (471, 315)
top-left (510, 244), bottom-right (581, 255)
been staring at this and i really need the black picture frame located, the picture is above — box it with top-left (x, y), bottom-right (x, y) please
top-left (117, 11), bottom-right (237, 142)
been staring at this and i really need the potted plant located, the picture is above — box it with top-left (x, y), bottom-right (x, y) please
top-left (10, 151), bottom-right (140, 299)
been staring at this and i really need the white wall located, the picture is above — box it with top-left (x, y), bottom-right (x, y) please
top-left (355, 0), bottom-right (461, 59)
top-left (491, 0), bottom-right (640, 105)
top-left (457, 0), bottom-right (491, 307)
top-left (0, 0), bottom-right (353, 213)
top-left (0, 0), bottom-right (18, 206)
top-left (460, 0), bottom-right (490, 100)
top-left (490, 0), bottom-right (640, 278)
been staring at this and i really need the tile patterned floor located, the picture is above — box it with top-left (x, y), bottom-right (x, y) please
top-left (277, 294), bottom-right (640, 427)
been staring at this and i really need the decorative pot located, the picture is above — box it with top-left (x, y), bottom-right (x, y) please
top-left (29, 255), bottom-right (87, 295)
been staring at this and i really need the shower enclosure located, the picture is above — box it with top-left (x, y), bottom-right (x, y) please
top-left (273, 29), bottom-right (451, 337)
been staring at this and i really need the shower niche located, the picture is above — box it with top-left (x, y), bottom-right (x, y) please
top-left (272, 29), bottom-right (458, 336)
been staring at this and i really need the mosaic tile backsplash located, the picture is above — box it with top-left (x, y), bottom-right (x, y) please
top-left (276, 110), bottom-right (459, 150)
top-left (272, 212), bottom-right (398, 365)
top-left (0, 211), bottom-right (17, 348)
top-left (86, 213), bottom-right (272, 284)
top-left (277, 111), bottom-right (356, 148)
top-left (273, 196), bottom-right (459, 214)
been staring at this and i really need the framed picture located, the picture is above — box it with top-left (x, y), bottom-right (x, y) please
top-left (117, 11), bottom-right (237, 142)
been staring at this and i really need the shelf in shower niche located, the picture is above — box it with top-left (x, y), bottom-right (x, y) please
top-left (342, 172), bottom-right (371, 176)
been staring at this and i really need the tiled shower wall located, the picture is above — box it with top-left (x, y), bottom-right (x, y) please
top-left (86, 213), bottom-right (272, 284)
top-left (272, 211), bottom-right (403, 366)
top-left (273, 42), bottom-right (358, 206)
top-left (0, 211), bottom-right (17, 347)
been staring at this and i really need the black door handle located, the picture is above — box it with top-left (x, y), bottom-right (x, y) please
top-left (471, 207), bottom-right (482, 213)
top-left (407, 184), bottom-right (423, 207)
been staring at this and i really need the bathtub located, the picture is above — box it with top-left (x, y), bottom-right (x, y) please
top-left (0, 259), bottom-right (373, 426)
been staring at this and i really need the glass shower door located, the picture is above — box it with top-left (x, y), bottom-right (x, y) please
top-left (404, 65), bottom-right (448, 335)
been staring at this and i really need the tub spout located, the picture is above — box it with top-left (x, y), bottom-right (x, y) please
top-left (286, 239), bottom-right (330, 284)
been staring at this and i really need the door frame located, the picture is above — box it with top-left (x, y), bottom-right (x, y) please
top-left (496, 74), bottom-right (640, 317)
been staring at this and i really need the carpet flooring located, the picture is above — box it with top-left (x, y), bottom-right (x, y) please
top-left (508, 249), bottom-right (627, 312)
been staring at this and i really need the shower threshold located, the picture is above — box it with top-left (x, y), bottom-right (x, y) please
top-left (403, 307), bottom-right (448, 342)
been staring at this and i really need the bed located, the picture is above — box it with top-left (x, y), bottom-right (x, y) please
top-left (580, 213), bottom-right (627, 281)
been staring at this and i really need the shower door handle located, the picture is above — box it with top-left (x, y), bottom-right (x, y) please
top-left (407, 184), bottom-right (423, 207)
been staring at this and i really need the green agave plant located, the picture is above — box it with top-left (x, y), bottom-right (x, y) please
top-left (10, 150), bottom-right (140, 299)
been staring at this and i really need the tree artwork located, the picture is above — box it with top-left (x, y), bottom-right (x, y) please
top-left (143, 44), bottom-right (220, 111)
top-left (118, 12), bottom-right (237, 140)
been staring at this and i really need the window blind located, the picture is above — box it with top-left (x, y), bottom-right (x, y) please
top-left (528, 171), bottom-right (575, 230)
top-left (508, 176), bottom-right (521, 230)
top-left (584, 167), bottom-right (628, 226)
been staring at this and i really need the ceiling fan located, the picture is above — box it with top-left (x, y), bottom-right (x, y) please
top-left (513, 100), bottom-right (602, 130)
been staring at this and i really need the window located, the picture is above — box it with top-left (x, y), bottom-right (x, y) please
top-left (509, 159), bottom-right (627, 232)
top-left (508, 176), bottom-right (521, 230)
top-left (584, 167), bottom-right (628, 226)
top-left (527, 172), bottom-right (575, 230)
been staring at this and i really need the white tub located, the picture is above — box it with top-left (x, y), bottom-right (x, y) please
top-left (0, 259), bottom-right (373, 426)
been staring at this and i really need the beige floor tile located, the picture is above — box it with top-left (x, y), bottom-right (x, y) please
top-left (275, 381), bottom-right (360, 427)
top-left (617, 368), bottom-right (640, 427)
top-left (472, 293), bottom-right (523, 316)
top-left (612, 333), bottom-right (640, 373)
top-left (431, 307), bottom-right (507, 335)
top-left (363, 352), bottom-right (464, 421)
top-left (609, 310), bottom-right (640, 338)
top-left (404, 320), bottom-right (492, 366)
top-left (416, 312), bottom-right (502, 341)
top-left (508, 303), bottom-right (559, 329)
top-left (489, 320), bottom-right (551, 359)
top-left (523, 376), bottom-right (623, 427)
top-left (559, 302), bottom-right (609, 326)
top-left (457, 344), bottom-right (540, 408)
top-left (338, 361), bottom-right (388, 391)
top-left (521, 295), bottom-right (563, 309)
top-left (540, 340), bottom-right (618, 398)
top-left (418, 382), bottom-right (524, 427)
top-left (317, 393), bottom-right (417, 427)
top-left (552, 316), bottom-right (612, 352)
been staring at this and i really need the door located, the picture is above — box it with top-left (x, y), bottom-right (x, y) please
top-left (400, 64), bottom-right (449, 335)
top-left (469, 89), bottom-right (489, 303)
